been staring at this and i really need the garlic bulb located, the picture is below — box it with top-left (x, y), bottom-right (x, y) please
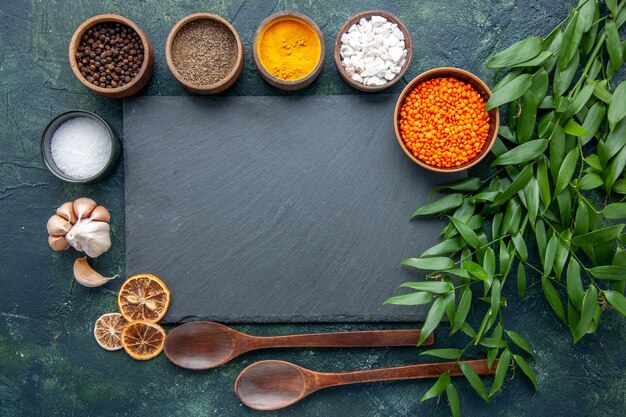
top-left (65, 218), bottom-right (111, 258)
top-left (73, 257), bottom-right (116, 287)
top-left (47, 198), bottom-right (112, 258)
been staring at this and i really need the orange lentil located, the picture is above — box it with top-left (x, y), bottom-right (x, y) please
top-left (398, 77), bottom-right (490, 168)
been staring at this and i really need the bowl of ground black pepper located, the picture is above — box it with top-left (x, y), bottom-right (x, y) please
top-left (166, 13), bottom-right (244, 94)
top-left (69, 14), bottom-right (154, 99)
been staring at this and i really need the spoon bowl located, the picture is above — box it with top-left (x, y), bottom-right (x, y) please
top-left (235, 360), bottom-right (312, 410)
top-left (164, 321), bottom-right (239, 369)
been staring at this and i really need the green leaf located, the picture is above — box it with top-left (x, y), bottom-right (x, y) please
top-left (542, 276), bottom-right (566, 321)
top-left (530, 67), bottom-right (549, 103)
top-left (420, 371), bottom-right (450, 403)
top-left (604, 290), bottom-right (626, 316)
top-left (557, 188), bottom-right (572, 228)
top-left (585, 154), bottom-right (602, 171)
top-left (513, 354), bottom-right (538, 392)
top-left (537, 157), bottom-right (552, 205)
top-left (575, 285), bottom-right (598, 342)
top-left (583, 96), bottom-right (606, 143)
top-left (480, 337), bottom-right (508, 348)
top-left (512, 51), bottom-right (554, 68)
top-left (593, 81), bottom-right (612, 104)
top-left (511, 232), bottom-right (528, 261)
top-left (543, 235), bottom-right (559, 275)
top-left (384, 291), bottom-right (433, 306)
top-left (587, 265), bottom-right (626, 281)
top-left (449, 217), bottom-right (481, 249)
top-left (578, 173), bottom-right (603, 190)
top-left (493, 164), bottom-right (534, 205)
top-left (558, 10), bottom-right (584, 71)
top-left (524, 177), bottom-right (540, 223)
top-left (534, 220), bottom-right (547, 264)
top-left (563, 118), bottom-right (587, 136)
top-left (487, 37), bottom-right (543, 68)
top-left (605, 21), bottom-right (623, 73)
top-left (608, 81), bottom-right (626, 131)
top-left (517, 263), bottom-right (527, 299)
top-left (421, 237), bottom-right (465, 257)
top-left (460, 362), bottom-right (489, 401)
top-left (505, 330), bottom-right (533, 355)
top-left (399, 280), bottom-right (454, 294)
top-left (603, 202), bottom-right (626, 219)
top-left (446, 384), bottom-right (461, 417)
top-left (402, 257), bottom-right (456, 271)
top-left (516, 91), bottom-right (538, 143)
top-left (451, 287), bottom-right (472, 334)
top-left (420, 348), bottom-right (462, 360)
top-left (613, 179), bottom-right (626, 194)
top-left (492, 139), bottom-right (549, 166)
top-left (554, 50), bottom-right (580, 96)
top-left (601, 117), bottom-right (626, 163)
top-left (486, 73), bottom-right (533, 111)
top-left (566, 260), bottom-right (584, 310)
top-left (570, 224), bottom-right (624, 246)
top-left (490, 279), bottom-right (502, 316)
top-left (464, 261), bottom-right (490, 283)
top-left (605, 145), bottom-right (626, 192)
top-left (411, 194), bottom-right (464, 218)
top-left (554, 148), bottom-right (579, 195)
top-left (430, 178), bottom-right (482, 197)
top-left (570, 81), bottom-right (596, 117)
top-left (606, 0), bottom-right (617, 14)
top-left (489, 350), bottom-right (511, 397)
top-left (418, 297), bottom-right (446, 346)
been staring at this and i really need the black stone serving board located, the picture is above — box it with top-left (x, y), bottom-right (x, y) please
top-left (123, 95), bottom-right (464, 323)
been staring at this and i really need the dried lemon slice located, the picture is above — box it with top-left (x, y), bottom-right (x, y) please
top-left (117, 274), bottom-right (170, 323)
top-left (93, 313), bottom-right (127, 351)
top-left (121, 321), bottom-right (166, 360)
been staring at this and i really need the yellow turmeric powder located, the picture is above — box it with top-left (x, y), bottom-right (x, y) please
top-left (257, 17), bottom-right (321, 81)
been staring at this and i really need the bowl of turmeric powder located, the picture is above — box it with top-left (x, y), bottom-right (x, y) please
top-left (253, 12), bottom-right (325, 90)
top-left (394, 67), bottom-right (499, 173)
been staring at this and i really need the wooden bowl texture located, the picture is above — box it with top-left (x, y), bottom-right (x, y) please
top-left (252, 12), bottom-right (325, 91)
top-left (334, 10), bottom-right (413, 92)
top-left (166, 13), bottom-right (244, 94)
top-left (394, 67), bottom-right (500, 173)
top-left (69, 14), bottom-right (154, 99)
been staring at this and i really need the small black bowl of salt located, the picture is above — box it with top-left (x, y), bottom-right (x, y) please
top-left (41, 110), bottom-right (120, 184)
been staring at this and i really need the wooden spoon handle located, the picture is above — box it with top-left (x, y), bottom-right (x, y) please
top-left (250, 329), bottom-right (433, 350)
top-left (316, 359), bottom-right (496, 388)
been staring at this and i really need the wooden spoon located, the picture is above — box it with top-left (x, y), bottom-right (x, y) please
top-left (235, 359), bottom-right (496, 410)
top-left (164, 321), bottom-right (434, 370)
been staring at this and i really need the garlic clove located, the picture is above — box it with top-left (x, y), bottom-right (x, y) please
top-left (73, 257), bottom-right (117, 287)
top-left (48, 235), bottom-right (70, 251)
top-left (47, 215), bottom-right (72, 236)
top-left (56, 201), bottom-right (77, 224)
top-left (90, 205), bottom-right (110, 223)
top-left (73, 197), bottom-right (97, 220)
top-left (66, 219), bottom-right (111, 258)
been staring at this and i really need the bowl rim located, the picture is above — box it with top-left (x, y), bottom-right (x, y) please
top-left (165, 13), bottom-right (245, 92)
top-left (252, 11), bottom-right (325, 88)
top-left (334, 10), bottom-right (413, 92)
top-left (68, 14), bottom-right (151, 95)
top-left (393, 67), bottom-right (500, 173)
top-left (40, 109), bottom-right (119, 184)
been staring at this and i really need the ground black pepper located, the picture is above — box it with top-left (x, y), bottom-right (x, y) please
top-left (76, 22), bottom-right (144, 89)
top-left (170, 19), bottom-right (237, 86)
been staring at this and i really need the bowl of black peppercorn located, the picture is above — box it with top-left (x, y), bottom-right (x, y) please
top-left (69, 14), bottom-right (154, 98)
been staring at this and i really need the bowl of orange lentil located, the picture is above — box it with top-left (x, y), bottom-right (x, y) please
top-left (394, 67), bottom-right (499, 172)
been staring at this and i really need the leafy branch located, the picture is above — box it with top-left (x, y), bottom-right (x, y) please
top-left (386, 1), bottom-right (626, 415)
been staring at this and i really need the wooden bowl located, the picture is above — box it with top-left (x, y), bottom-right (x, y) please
top-left (69, 14), bottom-right (154, 99)
top-left (253, 12), bottom-right (325, 91)
top-left (166, 13), bottom-right (244, 94)
top-left (334, 11), bottom-right (412, 92)
top-left (394, 67), bottom-right (500, 173)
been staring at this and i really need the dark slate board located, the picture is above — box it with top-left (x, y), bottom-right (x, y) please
top-left (123, 95), bottom-right (463, 323)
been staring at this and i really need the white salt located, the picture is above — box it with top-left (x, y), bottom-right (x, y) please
top-left (50, 117), bottom-right (112, 180)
